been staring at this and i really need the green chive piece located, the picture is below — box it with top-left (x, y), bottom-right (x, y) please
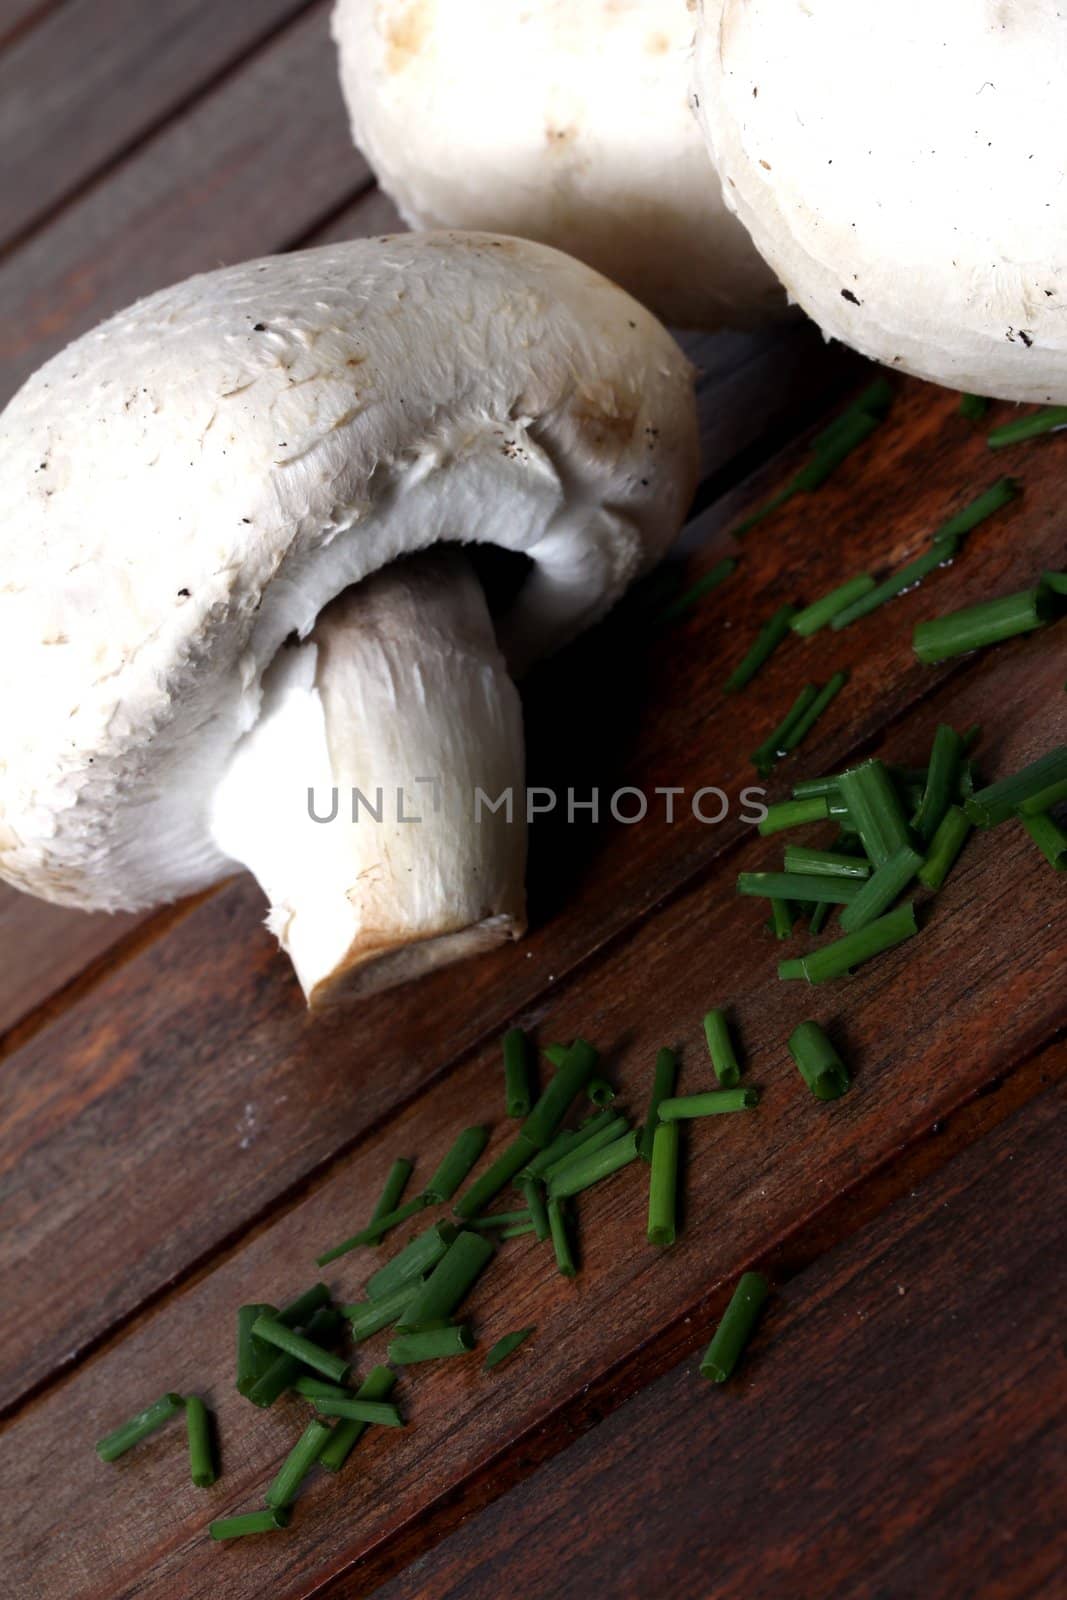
top-left (655, 557), bottom-right (737, 624)
top-left (313, 1398), bottom-right (404, 1426)
top-left (751, 687), bottom-right (821, 777)
top-left (778, 672), bottom-right (848, 756)
top-left (316, 1195), bottom-right (428, 1265)
top-left (265, 1419), bottom-right (333, 1509)
top-left (365, 1221), bottom-right (458, 1302)
top-left (468, 1209), bottom-right (531, 1229)
top-left (912, 725), bottom-right (964, 844)
top-left (734, 481), bottom-right (797, 538)
top-left (724, 604), bottom-right (798, 692)
top-left (547, 1131), bottom-right (640, 1201)
top-left (836, 759), bottom-right (913, 867)
top-left (807, 901), bottom-right (832, 936)
top-left (792, 408), bottom-right (880, 492)
top-left (519, 1177), bottom-right (550, 1241)
top-left (1041, 570), bottom-right (1067, 598)
top-left (503, 1027), bottom-right (533, 1118)
top-left (647, 1121), bottom-right (680, 1247)
top-left (959, 392), bottom-right (989, 420)
top-left (1019, 810), bottom-right (1067, 871)
top-left (484, 1328), bottom-right (535, 1370)
top-left (454, 1135), bottom-right (539, 1219)
top-left (520, 1038), bottom-right (600, 1150)
top-left (210, 1507), bottom-right (291, 1541)
top-left (342, 1282), bottom-right (419, 1342)
top-left (934, 477), bottom-right (1020, 540)
top-left (838, 845), bottom-right (923, 933)
top-left (791, 576), bottom-right (876, 637)
top-left (778, 901), bottom-right (918, 983)
top-left (703, 1009), bottom-right (741, 1089)
top-left (657, 1090), bottom-right (758, 1121)
top-left (520, 1111), bottom-right (615, 1180)
top-left (184, 1396), bottom-right (216, 1488)
top-left (965, 748), bottom-right (1067, 826)
top-left (757, 796), bottom-right (830, 836)
top-left (1018, 776), bottom-right (1067, 815)
top-left (236, 1303), bottom-right (277, 1397)
top-left (637, 1047), bottom-right (678, 1162)
top-left (700, 1273), bottom-right (770, 1383)
top-left (500, 1221), bottom-right (537, 1239)
top-left (783, 845), bottom-right (871, 879)
top-left (587, 1077), bottom-right (616, 1107)
top-left (542, 1116), bottom-right (630, 1185)
top-left (292, 1375), bottom-right (351, 1401)
top-left (246, 1307), bottom-right (342, 1408)
top-left (389, 1324), bottom-right (476, 1362)
top-left (317, 1366), bottom-right (396, 1472)
top-left (252, 1314), bottom-right (350, 1385)
top-left (738, 871), bottom-right (862, 905)
top-left (831, 545), bottom-right (957, 631)
top-left (788, 1021), bottom-right (851, 1101)
top-left (367, 1158), bottom-right (415, 1247)
top-left (914, 586), bottom-right (1056, 664)
top-left (541, 1042), bottom-right (570, 1069)
top-left (277, 1283), bottom-right (331, 1328)
top-left (987, 406), bottom-right (1067, 448)
top-left (548, 1199), bottom-right (577, 1277)
top-left (423, 1126), bottom-right (490, 1205)
top-left (918, 805), bottom-right (973, 891)
top-left (791, 776), bottom-right (841, 800)
top-left (769, 898), bottom-right (799, 940)
top-left (396, 1230), bottom-right (495, 1331)
top-left (95, 1392), bottom-right (184, 1463)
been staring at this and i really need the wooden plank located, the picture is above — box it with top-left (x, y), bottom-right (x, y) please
top-left (0, 0), bottom-right (320, 250)
top-left (1, 636), bottom-right (1062, 1595)
top-left (0, 377), bottom-right (1062, 1409)
top-left (367, 1082), bottom-right (1067, 1600)
top-left (0, 886), bottom-right (144, 1040)
top-left (0, 0), bottom-right (62, 53)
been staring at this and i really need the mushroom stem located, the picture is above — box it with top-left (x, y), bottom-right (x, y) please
top-left (211, 551), bottom-right (527, 1007)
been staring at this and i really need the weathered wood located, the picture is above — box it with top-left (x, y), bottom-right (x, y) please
top-left (1, 376), bottom-right (1062, 1410)
top-left (0, 0), bottom-right (60, 53)
top-left (366, 1079), bottom-right (1067, 1600)
top-left (0, 886), bottom-right (144, 1040)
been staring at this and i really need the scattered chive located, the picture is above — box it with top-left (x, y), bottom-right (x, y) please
top-left (778, 672), bottom-right (849, 755)
top-left (316, 1195), bottom-right (428, 1265)
top-left (519, 1176), bottom-right (550, 1241)
top-left (791, 776), bottom-right (841, 800)
top-left (453, 1135), bottom-right (539, 1220)
top-left (770, 897), bottom-right (798, 940)
top-left (1019, 810), bottom-right (1067, 871)
top-left (388, 1325), bottom-right (475, 1363)
top-left (343, 1282), bottom-right (419, 1342)
top-left (210, 1507), bottom-right (291, 1541)
top-left (647, 1121), bottom-right (680, 1247)
top-left (831, 545), bottom-right (958, 631)
top-left (790, 407), bottom-right (880, 491)
top-left (657, 1090), bottom-right (758, 1121)
top-left (655, 557), bottom-right (737, 624)
top-left (788, 1021), bottom-right (850, 1101)
top-left (312, 1398), bottom-right (404, 1426)
top-left (365, 1220), bottom-right (458, 1302)
top-left (422, 1125), bottom-right (490, 1205)
top-left (236, 1303), bottom-right (277, 1397)
top-left (637, 1047), bottom-right (678, 1162)
top-left (587, 1077), bottom-right (616, 1107)
top-left (547, 1131), bottom-right (640, 1200)
top-left (1041, 570), bottom-right (1067, 598)
top-left (934, 477), bottom-right (1020, 540)
top-left (724, 604), bottom-right (797, 691)
top-left (783, 845), bottom-right (870, 879)
top-left (738, 871), bottom-right (862, 905)
top-left (791, 576), bottom-right (876, 637)
top-left (913, 586), bottom-right (1056, 664)
top-left (292, 1375), bottom-right (351, 1401)
top-left (703, 1009), bottom-right (741, 1089)
top-left (837, 844), bottom-right (923, 933)
top-left (959, 392), bottom-right (989, 420)
top-left (396, 1230), bottom-right (495, 1331)
top-left (548, 1199), bottom-right (577, 1277)
top-left (757, 796), bottom-right (830, 836)
top-left (836, 760), bottom-right (913, 867)
top-left (520, 1111), bottom-right (615, 1180)
top-left (751, 687), bottom-right (820, 778)
top-left (542, 1116), bottom-right (630, 1184)
top-left (807, 901), bottom-right (832, 936)
top-left (520, 1038), bottom-right (601, 1150)
top-left (1018, 777), bottom-right (1067, 815)
top-left (502, 1027), bottom-right (533, 1118)
top-left (987, 406), bottom-right (1067, 448)
top-left (778, 901), bottom-right (918, 983)
top-left (500, 1221), bottom-right (538, 1239)
top-left (484, 1328), bottom-right (535, 1371)
top-left (965, 748), bottom-right (1067, 826)
top-left (733, 481), bottom-right (796, 538)
top-left (317, 1367), bottom-right (396, 1472)
top-left (96, 1392), bottom-right (184, 1463)
top-left (700, 1273), bottom-right (770, 1383)
top-left (367, 1158), bottom-right (415, 1247)
top-left (185, 1396), bottom-right (216, 1488)
top-left (542, 1042), bottom-right (569, 1069)
top-left (912, 725), bottom-right (964, 844)
top-left (468, 1209), bottom-right (531, 1229)
top-left (918, 805), bottom-right (973, 891)
top-left (251, 1314), bottom-right (350, 1385)
top-left (265, 1419), bottom-right (333, 1509)
top-left (246, 1307), bottom-right (342, 1408)
top-left (277, 1283), bottom-right (332, 1328)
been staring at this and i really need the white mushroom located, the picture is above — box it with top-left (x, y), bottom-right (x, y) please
top-left (331, 0), bottom-right (785, 329)
top-left (0, 233), bottom-right (698, 1006)
top-left (693, 0), bottom-right (1067, 402)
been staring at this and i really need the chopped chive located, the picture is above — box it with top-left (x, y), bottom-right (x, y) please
top-left (831, 545), bottom-right (958, 630)
top-left (912, 724), bottom-right (964, 844)
top-left (236, 1303), bottom-right (277, 1397)
top-left (317, 1366), bottom-right (396, 1472)
top-left (934, 476), bottom-right (1020, 541)
top-left (96, 1392), bottom-right (184, 1463)
top-left (520, 1038), bottom-right (600, 1150)
top-left (453, 1135), bottom-right (539, 1219)
top-left (836, 759), bottom-right (913, 867)
top-left (807, 900), bottom-right (832, 936)
top-left (724, 604), bottom-right (798, 692)
top-left (791, 776), bottom-right (841, 800)
top-left (316, 1195), bottom-right (428, 1265)
top-left (965, 748), bottom-right (1067, 826)
top-left (246, 1307), bottom-right (342, 1408)
top-left (396, 1230), bottom-right (494, 1331)
top-left (210, 1507), bottom-right (291, 1540)
top-left (542, 1116), bottom-right (630, 1184)
top-left (757, 796), bottom-right (830, 836)
top-left (184, 1397), bottom-right (216, 1489)
top-left (500, 1221), bottom-right (537, 1239)
top-left (987, 406), bottom-right (1067, 448)
top-left (265, 1419), bottom-right (333, 1509)
top-left (647, 1121), bottom-right (680, 1247)
top-left (313, 1398), bottom-right (404, 1426)
top-left (783, 845), bottom-right (871, 879)
top-left (343, 1282), bottom-right (419, 1342)
top-left (700, 1273), bottom-right (769, 1383)
top-left (468, 1209), bottom-right (531, 1229)
top-left (838, 844), bottom-right (922, 933)
top-left (548, 1199), bottom-right (577, 1277)
top-left (502, 1027), bottom-right (533, 1118)
top-left (779, 672), bottom-right (848, 755)
top-left (587, 1077), bottom-right (616, 1107)
top-left (918, 805), bottom-right (972, 891)
top-left (738, 871), bottom-right (862, 905)
top-left (520, 1111), bottom-right (614, 1180)
top-left (484, 1327), bottom-right (535, 1370)
top-left (252, 1314), bottom-right (350, 1385)
top-left (733, 481), bottom-right (796, 537)
top-left (959, 392), bottom-right (988, 420)
top-left (657, 1090), bottom-right (758, 1121)
top-left (913, 586), bottom-right (1056, 664)
top-left (519, 1177), bottom-right (550, 1241)
top-left (1019, 810), bottom-right (1067, 871)
top-left (812, 379), bottom-right (893, 453)
top-left (637, 1047), bottom-right (678, 1162)
top-left (655, 557), bottom-right (737, 624)
top-left (1042, 570), bottom-right (1067, 597)
top-left (365, 1221), bottom-right (458, 1302)
top-left (778, 901), bottom-right (918, 983)
top-left (542, 1042), bottom-right (569, 1069)
top-left (367, 1158), bottom-right (414, 1247)
top-left (546, 1130), bottom-right (640, 1201)
top-left (703, 1009), bottom-right (741, 1089)
top-left (389, 1324), bottom-right (475, 1362)
top-left (423, 1125), bottom-right (490, 1205)
top-left (751, 686), bottom-right (820, 777)
top-left (791, 407), bottom-right (880, 491)
top-left (292, 1375), bottom-right (351, 1401)
top-left (788, 1021), bottom-right (850, 1101)
top-left (769, 898), bottom-right (799, 940)
top-left (791, 576), bottom-right (876, 637)
top-left (277, 1283), bottom-right (332, 1328)
top-left (1018, 777), bottom-right (1067, 815)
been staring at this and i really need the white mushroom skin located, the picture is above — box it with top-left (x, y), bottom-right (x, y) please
top-left (332, 0), bottom-right (784, 329)
top-left (694, 0), bottom-right (1067, 402)
top-left (0, 233), bottom-right (698, 1003)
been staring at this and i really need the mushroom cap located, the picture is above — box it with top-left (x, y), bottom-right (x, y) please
top-left (331, 0), bottom-right (784, 329)
top-left (0, 233), bottom-right (698, 911)
top-left (694, 0), bottom-right (1067, 401)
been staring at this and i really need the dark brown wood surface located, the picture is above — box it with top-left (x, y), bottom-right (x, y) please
top-left (0, 6), bottom-right (1064, 1598)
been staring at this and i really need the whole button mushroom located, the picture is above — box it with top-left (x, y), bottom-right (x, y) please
top-left (694, 0), bottom-right (1067, 402)
top-left (0, 233), bottom-right (698, 1007)
top-left (331, 0), bottom-right (785, 329)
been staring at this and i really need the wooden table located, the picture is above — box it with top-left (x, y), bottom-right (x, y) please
top-left (1, 6), bottom-right (1064, 1597)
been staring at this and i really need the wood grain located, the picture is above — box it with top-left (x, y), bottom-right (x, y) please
top-left (0, 887), bottom-right (144, 1040)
